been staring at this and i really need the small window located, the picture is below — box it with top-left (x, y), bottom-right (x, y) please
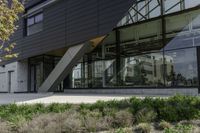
top-left (26, 12), bottom-right (43, 36)
top-left (27, 17), bottom-right (34, 26)
top-left (35, 13), bottom-right (43, 23)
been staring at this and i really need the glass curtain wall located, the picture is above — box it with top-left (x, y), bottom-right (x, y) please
top-left (165, 48), bottom-right (198, 87)
top-left (70, 8), bottom-right (200, 89)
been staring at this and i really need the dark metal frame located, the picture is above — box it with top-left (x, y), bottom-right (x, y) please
top-left (197, 47), bottom-right (200, 94)
top-left (116, 30), bottom-right (121, 85)
top-left (119, 0), bottom-right (188, 26)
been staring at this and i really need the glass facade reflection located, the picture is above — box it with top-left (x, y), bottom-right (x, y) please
top-left (120, 53), bottom-right (165, 87)
top-left (71, 46), bottom-right (199, 89)
top-left (165, 48), bottom-right (198, 87)
top-left (70, 8), bottom-right (200, 89)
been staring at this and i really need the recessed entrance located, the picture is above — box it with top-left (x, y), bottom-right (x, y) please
top-left (29, 55), bottom-right (64, 92)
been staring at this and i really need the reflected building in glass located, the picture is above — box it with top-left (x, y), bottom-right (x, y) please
top-left (70, 0), bottom-right (200, 94)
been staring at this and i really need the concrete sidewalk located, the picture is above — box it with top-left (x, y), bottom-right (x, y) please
top-left (0, 93), bottom-right (134, 105)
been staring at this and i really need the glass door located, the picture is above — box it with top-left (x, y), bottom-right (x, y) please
top-left (30, 63), bottom-right (43, 92)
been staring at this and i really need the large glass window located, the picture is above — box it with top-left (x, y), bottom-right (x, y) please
top-left (89, 59), bottom-right (116, 88)
top-left (72, 62), bottom-right (88, 88)
top-left (26, 12), bottom-right (43, 36)
top-left (120, 52), bottom-right (164, 87)
top-left (69, 8), bottom-right (200, 89)
top-left (165, 48), bottom-right (198, 87)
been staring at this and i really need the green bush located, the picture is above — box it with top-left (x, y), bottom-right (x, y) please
top-left (156, 95), bottom-right (200, 122)
top-left (75, 95), bottom-right (200, 123)
top-left (164, 124), bottom-right (194, 133)
top-left (113, 110), bottom-right (134, 128)
top-left (102, 107), bottom-right (117, 117)
top-left (46, 103), bottom-right (71, 113)
top-left (159, 120), bottom-right (172, 130)
top-left (88, 99), bottom-right (131, 112)
top-left (135, 107), bottom-right (157, 123)
top-left (129, 95), bottom-right (200, 122)
top-left (80, 109), bottom-right (112, 132)
top-left (114, 128), bottom-right (133, 133)
top-left (115, 128), bottom-right (126, 133)
top-left (135, 123), bottom-right (151, 133)
top-left (0, 103), bottom-right (71, 125)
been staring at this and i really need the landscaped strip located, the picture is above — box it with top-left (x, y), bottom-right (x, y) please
top-left (0, 95), bottom-right (199, 133)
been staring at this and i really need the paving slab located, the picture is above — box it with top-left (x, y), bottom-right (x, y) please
top-left (0, 93), bottom-right (134, 105)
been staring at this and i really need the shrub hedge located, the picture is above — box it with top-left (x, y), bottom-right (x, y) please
top-left (80, 95), bottom-right (200, 122)
top-left (0, 95), bottom-right (199, 125)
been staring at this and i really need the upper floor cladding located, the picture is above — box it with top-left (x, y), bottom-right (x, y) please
top-left (7, 0), bottom-right (136, 64)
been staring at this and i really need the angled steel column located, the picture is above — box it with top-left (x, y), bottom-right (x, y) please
top-left (38, 36), bottom-right (105, 92)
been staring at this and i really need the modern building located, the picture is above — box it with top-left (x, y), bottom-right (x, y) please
top-left (0, 0), bottom-right (200, 95)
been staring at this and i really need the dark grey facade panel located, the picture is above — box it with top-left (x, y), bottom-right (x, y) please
top-left (1, 0), bottom-right (135, 65)
top-left (66, 0), bottom-right (135, 44)
top-left (65, 0), bottom-right (98, 44)
top-left (25, 0), bottom-right (44, 8)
